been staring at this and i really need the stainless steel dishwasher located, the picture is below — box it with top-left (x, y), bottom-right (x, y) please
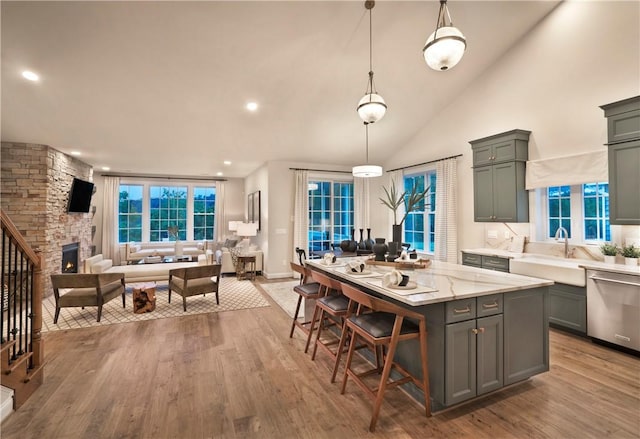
top-left (586, 269), bottom-right (640, 352)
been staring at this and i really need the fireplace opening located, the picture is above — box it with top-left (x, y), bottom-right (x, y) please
top-left (62, 242), bottom-right (79, 273)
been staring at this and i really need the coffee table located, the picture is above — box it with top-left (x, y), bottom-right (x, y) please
top-left (131, 282), bottom-right (157, 314)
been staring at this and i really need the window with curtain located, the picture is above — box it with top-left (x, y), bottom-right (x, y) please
top-left (308, 180), bottom-right (353, 254)
top-left (403, 171), bottom-right (436, 252)
top-left (118, 184), bottom-right (143, 242)
top-left (193, 187), bottom-right (216, 240)
top-left (117, 181), bottom-right (216, 242)
top-left (542, 182), bottom-right (610, 242)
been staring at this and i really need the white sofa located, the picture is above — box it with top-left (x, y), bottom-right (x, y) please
top-left (84, 254), bottom-right (199, 283)
top-left (121, 240), bottom-right (211, 263)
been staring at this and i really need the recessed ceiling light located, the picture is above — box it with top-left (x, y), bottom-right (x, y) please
top-left (223, 160), bottom-right (232, 166)
top-left (101, 166), bottom-right (110, 171)
top-left (246, 102), bottom-right (258, 112)
top-left (70, 151), bottom-right (81, 156)
top-left (22, 70), bottom-right (39, 81)
top-left (216, 172), bottom-right (223, 176)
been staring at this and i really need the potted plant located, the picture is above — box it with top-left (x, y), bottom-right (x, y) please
top-left (599, 242), bottom-right (618, 264)
top-left (380, 181), bottom-right (430, 244)
top-left (620, 244), bottom-right (640, 266)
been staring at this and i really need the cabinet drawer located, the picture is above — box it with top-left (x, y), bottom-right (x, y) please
top-left (476, 294), bottom-right (503, 317)
top-left (481, 255), bottom-right (509, 272)
top-left (446, 298), bottom-right (477, 323)
top-left (462, 252), bottom-right (482, 267)
top-left (607, 108), bottom-right (640, 144)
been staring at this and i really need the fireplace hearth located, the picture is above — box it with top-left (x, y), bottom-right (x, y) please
top-left (62, 242), bottom-right (79, 273)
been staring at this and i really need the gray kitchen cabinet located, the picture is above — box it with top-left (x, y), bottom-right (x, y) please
top-left (471, 129), bottom-right (530, 222)
top-left (445, 296), bottom-right (504, 406)
top-left (601, 96), bottom-right (640, 225)
top-left (503, 288), bottom-right (549, 385)
top-left (549, 283), bottom-right (586, 334)
top-left (462, 252), bottom-right (510, 272)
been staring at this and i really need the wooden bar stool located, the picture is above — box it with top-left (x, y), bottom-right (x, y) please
top-left (306, 270), bottom-right (350, 380)
top-left (338, 282), bottom-right (431, 432)
top-left (289, 262), bottom-right (322, 339)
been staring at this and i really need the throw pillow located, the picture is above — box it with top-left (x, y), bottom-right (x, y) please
top-left (224, 239), bottom-right (238, 249)
top-left (197, 241), bottom-right (204, 250)
top-left (229, 246), bottom-right (242, 267)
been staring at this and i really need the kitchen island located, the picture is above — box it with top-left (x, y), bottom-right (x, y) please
top-left (306, 257), bottom-right (553, 412)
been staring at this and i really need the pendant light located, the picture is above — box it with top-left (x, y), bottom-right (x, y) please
top-left (423, 0), bottom-right (466, 71)
top-left (353, 123), bottom-right (383, 178)
top-left (357, 0), bottom-right (387, 124)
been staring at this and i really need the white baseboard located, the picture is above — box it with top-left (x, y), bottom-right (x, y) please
top-left (263, 271), bottom-right (294, 280)
top-left (0, 385), bottom-right (14, 423)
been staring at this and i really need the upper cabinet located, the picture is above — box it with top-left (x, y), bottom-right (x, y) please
top-left (601, 96), bottom-right (640, 225)
top-left (470, 129), bottom-right (531, 223)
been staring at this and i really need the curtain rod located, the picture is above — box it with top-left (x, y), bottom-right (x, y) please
top-left (386, 154), bottom-right (463, 173)
top-left (100, 173), bottom-right (226, 181)
top-left (289, 167), bottom-right (352, 174)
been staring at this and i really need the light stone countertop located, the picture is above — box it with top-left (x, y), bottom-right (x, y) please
top-left (306, 257), bottom-right (553, 307)
top-left (579, 261), bottom-right (640, 276)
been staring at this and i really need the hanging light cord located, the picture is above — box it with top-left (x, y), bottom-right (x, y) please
top-left (365, 123), bottom-right (370, 164)
top-left (434, 0), bottom-right (453, 39)
top-left (365, 1), bottom-right (377, 98)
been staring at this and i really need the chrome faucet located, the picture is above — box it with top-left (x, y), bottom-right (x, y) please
top-left (554, 226), bottom-right (570, 258)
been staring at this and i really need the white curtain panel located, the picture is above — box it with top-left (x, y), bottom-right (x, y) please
top-left (435, 158), bottom-right (458, 263)
top-left (353, 177), bottom-right (370, 230)
top-left (214, 181), bottom-right (226, 242)
top-left (101, 176), bottom-right (120, 265)
top-left (293, 170), bottom-right (309, 260)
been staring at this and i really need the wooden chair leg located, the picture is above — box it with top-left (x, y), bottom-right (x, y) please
top-left (182, 297), bottom-right (187, 312)
top-left (54, 307), bottom-right (60, 324)
top-left (168, 290), bottom-right (172, 303)
top-left (311, 308), bottom-right (326, 361)
top-left (331, 319), bottom-right (348, 383)
top-left (369, 320), bottom-right (403, 432)
top-left (121, 293), bottom-right (126, 308)
top-left (341, 327), bottom-right (359, 395)
top-left (305, 304), bottom-right (322, 354)
top-left (97, 305), bottom-right (103, 322)
top-left (215, 290), bottom-right (219, 305)
top-left (290, 295), bottom-right (303, 338)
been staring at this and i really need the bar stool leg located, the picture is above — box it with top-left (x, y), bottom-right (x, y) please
top-left (304, 302), bottom-right (322, 353)
top-left (331, 319), bottom-right (349, 383)
top-left (311, 308), bottom-right (326, 360)
top-left (340, 326), bottom-right (359, 395)
top-left (289, 295), bottom-right (303, 338)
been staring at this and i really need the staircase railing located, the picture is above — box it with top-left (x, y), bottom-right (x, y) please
top-left (1, 209), bottom-right (44, 408)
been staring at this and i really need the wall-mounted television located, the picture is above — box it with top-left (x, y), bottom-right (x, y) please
top-left (67, 177), bottom-right (95, 213)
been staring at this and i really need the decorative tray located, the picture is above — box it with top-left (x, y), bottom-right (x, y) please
top-left (364, 259), bottom-right (431, 270)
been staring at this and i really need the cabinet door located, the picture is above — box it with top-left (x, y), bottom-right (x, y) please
top-left (473, 145), bottom-right (495, 167)
top-left (607, 108), bottom-right (640, 144)
top-left (504, 288), bottom-right (549, 385)
top-left (549, 284), bottom-right (586, 333)
top-left (473, 166), bottom-right (495, 221)
top-left (608, 141), bottom-right (640, 225)
top-left (445, 319), bottom-right (476, 406)
top-left (492, 162), bottom-right (519, 222)
top-left (481, 255), bottom-right (510, 273)
top-left (462, 252), bottom-right (482, 267)
top-left (476, 314), bottom-right (503, 396)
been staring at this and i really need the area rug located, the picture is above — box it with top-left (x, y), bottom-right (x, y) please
top-left (259, 280), bottom-right (301, 318)
top-left (40, 277), bottom-right (269, 332)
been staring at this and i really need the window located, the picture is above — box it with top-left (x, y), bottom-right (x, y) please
top-left (541, 182), bottom-right (610, 242)
top-left (308, 180), bottom-right (353, 254)
top-left (193, 187), bottom-right (216, 240)
top-left (118, 185), bottom-right (143, 242)
top-left (583, 182), bottom-right (610, 241)
top-left (548, 185), bottom-right (571, 238)
top-left (117, 181), bottom-right (216, 243)
top-left (403, 171), bottom-right (436, 252)
top-left (149, 186), bottom-right (187, 241)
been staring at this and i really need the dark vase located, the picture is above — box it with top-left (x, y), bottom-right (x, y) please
top-left (373, 238), bottom-right (387, 261)
top-left (365, 228), bottom-right (375, 250)
top-left (392, 224), bottom-right (403, 244)
top-left (347, 228), bottom-right (357, 252)
top-left (387, 241), bottom-right (399, 261)
top-left (358, 228), bottom-right (365, 250)
top-left (340, 240), bottom-right (350, 252)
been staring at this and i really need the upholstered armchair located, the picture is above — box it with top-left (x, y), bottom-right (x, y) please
top-left (168, 264), bottom-right (222, 311)
top-left (50, 272), bottom-right (126, 323)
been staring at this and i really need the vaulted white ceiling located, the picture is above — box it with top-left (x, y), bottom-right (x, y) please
top-left (1, 1), bottom-right (559, 178)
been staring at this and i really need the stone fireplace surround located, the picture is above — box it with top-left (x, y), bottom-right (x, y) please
top-left (1, 142), bottom-right (94, 297)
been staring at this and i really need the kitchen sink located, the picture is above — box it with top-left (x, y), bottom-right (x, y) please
top-left (509, 255), bottom-right (586, 287)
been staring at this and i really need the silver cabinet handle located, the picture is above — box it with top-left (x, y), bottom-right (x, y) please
top-left (454, 306), bottom-right (471, 314)
top-left (590, 276), bottom-right (640, 288)
top-left (471, 328), bottom-right (485, 335)
top-left (482, 301), bottom-right (499, 309)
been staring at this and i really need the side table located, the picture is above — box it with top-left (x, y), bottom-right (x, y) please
top-left (236, 255), bottom-right (257, 281)
top-left (131, 282), bottom-right (157, 313)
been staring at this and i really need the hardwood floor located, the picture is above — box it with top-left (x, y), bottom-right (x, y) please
top-left (2, 279), bottom-right (639, 438)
